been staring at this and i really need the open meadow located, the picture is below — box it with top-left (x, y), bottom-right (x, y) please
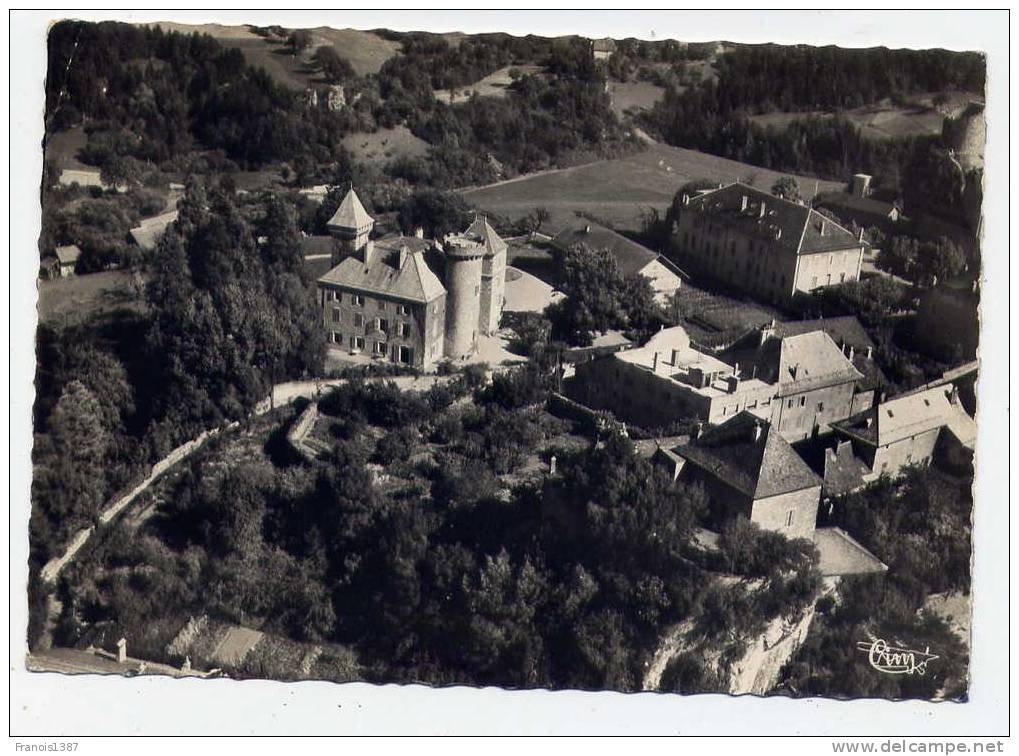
top-left (462, 142), bottom-right (846, 233)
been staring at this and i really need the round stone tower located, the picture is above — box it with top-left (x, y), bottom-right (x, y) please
top-left (442, 232), bottom-right (486, 360)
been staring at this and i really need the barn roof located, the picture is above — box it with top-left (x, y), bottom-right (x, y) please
top-left (819, 193), bottom-right (899, 221)
top-left (552, 221), bottom-right (660, 278)
top-left (677, 411), bottom-right (821, 499)
top-left (129, 211), bottom-right (179, 251)
top-left (831, 384), bottom-right (976, 449)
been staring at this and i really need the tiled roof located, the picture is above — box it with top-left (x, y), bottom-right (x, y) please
top-left (553, 221), bottom-right (659, 278)
top-left (54, 244), bottom-right (81, 264)
top-left (819, 193), bottom-right (899, 220)
top-left (327, 188), bottom-right (374, 231)
top-left (688, 183), bottom-right (864, 256)
top-left (831, 384), bottom-right (973, 448)
top-left (812, 527), bottom-right (888, 576)
top-left (129, 211), bottom-right (179, 251)
top-left (466, 216), bottom-right (508, 257)
top-left (822, 441), bottom-right (871, 497)
top-left (739, 330), bottom-right (863, 393)
top-left (318, 236), bottom-right (444, 303)
top-left (677, 411), bottom-right (822, 499)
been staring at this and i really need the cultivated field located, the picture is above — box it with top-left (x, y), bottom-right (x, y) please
top-left (462, 142), bottom-right (846, 233)
top-left (341, 125), bottom-right (430, 164)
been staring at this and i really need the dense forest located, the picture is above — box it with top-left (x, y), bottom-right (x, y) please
top-left (639, 44), bottom-right (985, 219)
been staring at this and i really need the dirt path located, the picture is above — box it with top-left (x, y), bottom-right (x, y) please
top-left (642, 623), bottom-right (690, 691)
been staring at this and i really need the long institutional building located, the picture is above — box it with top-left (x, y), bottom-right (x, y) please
top-left (674, 182), bottom-right (867, 304)
top-left (574, 323), bottom-right (874, 443)
top-left (315, 188), bottom-right (506, 369)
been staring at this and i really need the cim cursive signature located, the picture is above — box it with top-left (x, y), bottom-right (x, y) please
top-left (856, 639), bottom-right (939, 675)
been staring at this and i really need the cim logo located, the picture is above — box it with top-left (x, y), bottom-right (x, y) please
top-left (857, 639), bottom-right (939, 676)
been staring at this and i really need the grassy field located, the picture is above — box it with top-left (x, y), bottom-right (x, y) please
top-left (149, 22), bottom-right (401, 88)
top-left (748, 101), bottom-right (947, 141)
top-left (434, 65), bottom-right (544, 104)
top-left (37, 270), bottom-right (144, 325)
top-left (462, 142), bottom-right (846, 234)
top-left (44, 126), bottom-right (90, 170)
top-left (341, 125), bottom-right (429, 164)
top-left (607, 80), bottom-right (665, 118)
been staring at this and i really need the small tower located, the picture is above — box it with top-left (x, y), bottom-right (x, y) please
top-left (326, 187), bottom-right (374, 266)
top-left (442, 231), bottom-right (487, 360)
top-left (466, 216), bottom-right (508, 336)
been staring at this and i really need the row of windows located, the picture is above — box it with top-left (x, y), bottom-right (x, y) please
top-left (328, 332), bottom-right (415, 364)
top-left (330, 308), bottom-right (413, 337)
top-left (324, 289), bottom-right (411, 316)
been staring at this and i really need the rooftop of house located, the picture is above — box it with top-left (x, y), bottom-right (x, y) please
top-left (552, 221), bottom-right (670, 279)
top-left (676, 411), bottom-right (822, 499)
top-left (129, 211), bottom-right (179, 251)
top-left (327, 187), bottom-right (374, 231)
top-left (812, 527), bottom-right (888, 577)
top-left (686, 182), bottom-right (865, 256)
top-left (832, 384), bottom-right (976, 449)
top-left (615, 325), bottom-right (772, 398)
top-left (727, 317), bottom-right (884, 392)
top-left (725, 327), bottom-right (864, 395)
top-left (822, 439), bottom-right (872, 497)
top-left (54, 244), bottom-right (82, 265)
top-left (318, 234), bottom-right (445, 303)
top-left (818, 192), bottom-right (900, 220)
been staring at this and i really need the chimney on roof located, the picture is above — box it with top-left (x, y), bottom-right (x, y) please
top-left (584, 224), bottom-right (591, 234)
top-left (671, 348), bottom-right (681, 366)
top-left (414, 227), bottom-right (425, 239)
top-left (752, 421), bottom-right (763, 442)
top-left (847, 345), bottom-right (855, 361)
top-left (759, 202), bottom-right (766, 219)
top-left (726, 375), bottom-right (740, 394)
top-left (759, 319), bottom-right (776, 346)
top-left (949, 385), bottom-right (960, 405)
top-left (774, 227), bottom-right (782, 240)
top-left (866, 345), bottom-right (873, 360)
top-left (820, 219), bottom-right (827, 236)
top-left (652, 352), bottom-right (659, 371)
top-left (117, 637), bottom-right (127, 664)
top-left (549, 454), bottom-right (558, 475)
top-left (740, 194), bottom-right (748, 212)
top-left (865, 416), bottom-right (874, 428)
top-left (682, 193), bottom-right (690, 206)
top-left (692, 422), bottom-right (702, 440)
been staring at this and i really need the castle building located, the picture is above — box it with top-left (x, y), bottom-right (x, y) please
top-left (673, 182), bottom-right (867, 305)
top-left (316, 188), bottom-right (507, 370)
top-left (572, 323), bottom-right (869, 441)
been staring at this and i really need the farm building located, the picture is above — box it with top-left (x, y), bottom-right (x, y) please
top-left (46, 244), bottom-right (82, 277)
top-left (817, 193), bottom-right (901, 231)
top-left (657, 411), bottom-right (823, 539)
top-left (830, 384), bottom-right (976, 481)
top-left (673, 182), bottom-right (867, 305)
top-left (316, 188), bottom-right (507, 369)
top-left (129, 211), bottom-right (179, 252)
top-left (552, 221), bottom-right (687, 304)
top-left (571, 321), bottom-right (871, 441)
top-left (591, 37), bottom-right (617, 60)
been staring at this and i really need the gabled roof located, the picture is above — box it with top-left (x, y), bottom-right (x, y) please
top-left (729, 329), bottom-right (863, 393)
top-left (318, 235), bottom-right (444, 303)
top-left (676, 412), bottom-right (821, 499)
top-left (129, 211), bottom-right (179, 251)
top-left (552, 221), bottom-right (660, 278)
top-left (54, 245), bottom-right (81, 264)
top-left (687, 182), bottom-right (864, 256)
top-left (818, 193), bottom-right (899, 220)
top-left (831, 384), bottom-right (974, 449)
top-left (822, 440), bottom-right (871, 497)
top-left (327, 188), bottom-right (374, 231)
top-left (466, 216), bottom-right (508, 257)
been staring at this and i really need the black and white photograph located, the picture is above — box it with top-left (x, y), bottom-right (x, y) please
top-left (9, 8), bottom-right (1009, 741)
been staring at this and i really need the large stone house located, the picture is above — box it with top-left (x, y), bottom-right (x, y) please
top-left (316, 188), bottom-right (507, 369)
top-left (572, 322), bottom-right (869, 441)
top-left (830, 384), bottom-right (977, 482)
top-left (552, 220), bottom-right (687, 304)
top-left (673, 182), bottom-right (867, 304)
top-left (658, 412), bottom-right (823, 539)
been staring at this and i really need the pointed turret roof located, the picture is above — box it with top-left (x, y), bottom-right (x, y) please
top-left (327, 187), bottom-right (374, 231)
top-left (466, 216), bottom-right (507, 256)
